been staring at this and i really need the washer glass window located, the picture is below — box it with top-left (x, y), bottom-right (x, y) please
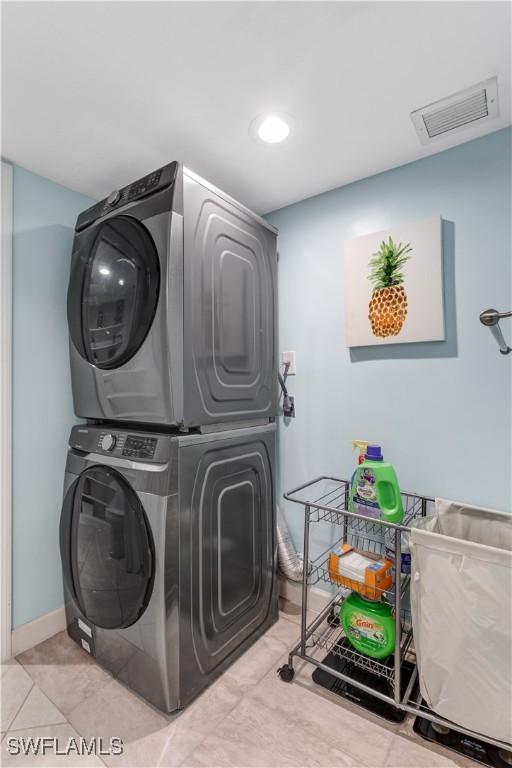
top-left (65, 466), bottom-right (154, 629)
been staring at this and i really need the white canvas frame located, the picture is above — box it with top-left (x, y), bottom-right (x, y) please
top-left (344, 216), bottom-right (445, 347)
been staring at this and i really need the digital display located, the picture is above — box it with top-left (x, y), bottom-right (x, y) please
top-left (128, 170), bottom-right (162, 199)
top-left (122, 435), bottom-right (157, 459)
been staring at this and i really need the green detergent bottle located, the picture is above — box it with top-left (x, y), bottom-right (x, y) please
top-left (340, 592), bottom-right (396, 659)
top-left (349, 444), bottom-right (403, 524)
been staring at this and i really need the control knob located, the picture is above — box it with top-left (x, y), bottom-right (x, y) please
top-left (101, 434), bottom-right (116, 452)
top-left (107, 189), bottom-right (121, 206)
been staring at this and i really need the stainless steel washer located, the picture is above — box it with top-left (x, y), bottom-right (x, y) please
top-left (60, 422), bottom-right (277, 712)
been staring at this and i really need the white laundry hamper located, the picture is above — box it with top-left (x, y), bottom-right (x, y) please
top-left (410, 499), bottom-right (512, 744)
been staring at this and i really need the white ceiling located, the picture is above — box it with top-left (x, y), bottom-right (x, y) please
top-left (2, 1), bottom-right (510, 214)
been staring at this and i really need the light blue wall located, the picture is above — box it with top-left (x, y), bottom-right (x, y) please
top-left (10, 130), bottom-right (511, 624)
top-left (12, 165), bottom-right (94, 628)
top-left (267, 129), bottom-right (512, 555)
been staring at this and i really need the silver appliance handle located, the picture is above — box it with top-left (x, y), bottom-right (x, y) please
top-left (480, 308), bottom-right (512, 355)
top-left (82, 452), bottom-right (169, 473)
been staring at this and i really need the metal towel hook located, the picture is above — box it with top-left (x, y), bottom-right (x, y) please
top-left (480, 309), bottom-right (512, 355)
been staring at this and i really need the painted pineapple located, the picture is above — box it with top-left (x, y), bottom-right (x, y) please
top-left (368, 237), bottom-right (412, 338)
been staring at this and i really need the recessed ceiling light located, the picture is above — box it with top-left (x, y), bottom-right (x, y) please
top-left (250, 113), bottom-right (294, 144)
top-left (258, 115), bottom-right (289, 143)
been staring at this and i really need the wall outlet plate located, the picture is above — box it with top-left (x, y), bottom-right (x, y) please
top-left (281, 351), bottom-right (296, 375)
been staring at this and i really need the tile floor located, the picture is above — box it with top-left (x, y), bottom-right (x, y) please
top-left (1, 602), bottom-right (476, 768)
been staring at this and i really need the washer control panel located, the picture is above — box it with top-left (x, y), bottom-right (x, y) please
top-left (122, 435), bottom-right (157, 459)
top-left (70, 426), bottom-right (170, 463)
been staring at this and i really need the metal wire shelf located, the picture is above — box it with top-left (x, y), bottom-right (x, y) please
top-left (309, 612), bottom-right (414, 686)
top-left (278, 475), bottom-right (511, 754)
top-left (308, 552), bottom-right (411, 603)
top-left (302, 478), bottom-right (432, 530)
top-left (302, 477), bottom-right (425, 596)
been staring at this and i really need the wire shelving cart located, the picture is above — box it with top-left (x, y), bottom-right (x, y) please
top-left (277, 476), bottom-right (512, 755)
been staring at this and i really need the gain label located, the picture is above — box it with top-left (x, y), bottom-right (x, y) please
top-left (347, 612), bottom-right (386, 647)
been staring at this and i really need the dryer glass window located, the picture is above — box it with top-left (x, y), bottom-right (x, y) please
top-left (66, 466), bottom-right (154, 629)
top-left (74, 217), bottom-right (159, 369)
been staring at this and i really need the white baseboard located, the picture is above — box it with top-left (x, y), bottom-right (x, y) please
top-left (10, 585), bottom-right (329, 658)
top-left (10, 583), bottom-right (329, 658)
top-left (11, 606), bottom-right (66, 657)
top-left (279, 576), bottom-right (332, 614)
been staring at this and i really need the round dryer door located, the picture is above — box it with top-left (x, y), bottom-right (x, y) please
top-left (60, 466), bottom-right (154, 629)
top-left (67, 216), bottom-right (160, 369)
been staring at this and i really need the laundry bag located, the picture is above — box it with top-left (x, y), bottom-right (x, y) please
top-left (410, 499), bottom-right (512, 744)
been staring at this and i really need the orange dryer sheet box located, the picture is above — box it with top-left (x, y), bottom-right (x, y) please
top-left (328, 544), bottom-right (393, 600)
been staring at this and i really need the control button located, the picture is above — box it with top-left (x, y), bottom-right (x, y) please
top-left (107, 189), bottom-right (121, 206)
top-left (101, 434), bottom-right (117, 452)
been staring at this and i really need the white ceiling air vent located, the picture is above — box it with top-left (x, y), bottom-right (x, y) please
top-left (411, 78), bottom-right (499, 145)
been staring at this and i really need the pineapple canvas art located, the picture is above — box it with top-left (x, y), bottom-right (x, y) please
top-left (368, 237), bottom-right (412, 338)
top-left (344, 217), bottom-right (445, 347)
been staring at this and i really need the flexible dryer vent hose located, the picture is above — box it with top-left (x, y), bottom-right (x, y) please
top-left (277, 505), bottom-right (304, 582)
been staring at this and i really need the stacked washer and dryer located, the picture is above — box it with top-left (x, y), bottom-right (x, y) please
top-left (59, 162), bottom-right (278, 712)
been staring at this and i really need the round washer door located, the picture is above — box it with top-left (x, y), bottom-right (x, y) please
top-left (67, 216), bottom-right (160, 369)
top-left (60, 466), bottom-right (154, 629)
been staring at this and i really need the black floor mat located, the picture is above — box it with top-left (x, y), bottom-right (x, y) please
top-left (311, 636), bottom-right (416, 723)
top-left (413, 702), bottom-right (512, 768)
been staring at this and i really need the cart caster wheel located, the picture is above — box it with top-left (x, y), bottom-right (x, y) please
top-left (327, 608), bottom-right (340, 627)
top-left (277, 664), bottom-right (295, 682)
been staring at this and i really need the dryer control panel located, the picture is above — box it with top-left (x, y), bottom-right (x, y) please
top-left (75, 161), bottom-right (178, 231)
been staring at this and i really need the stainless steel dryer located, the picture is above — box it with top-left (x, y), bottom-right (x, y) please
top-left (59, 422), bottom-right (277, 712)
top-left (67, 162), bottom-right (277, 428)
